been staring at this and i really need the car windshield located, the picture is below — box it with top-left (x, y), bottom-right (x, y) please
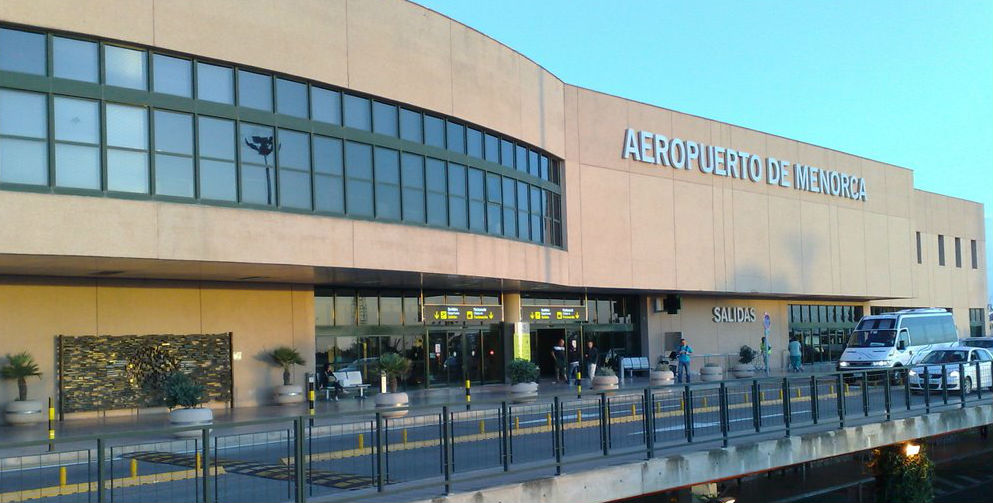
top-left (962, 340), bottom-right (993, 348)
top-left (919, 350), bottom-right (968, 364)
top-left (847, 329), bottom-right (896, 348)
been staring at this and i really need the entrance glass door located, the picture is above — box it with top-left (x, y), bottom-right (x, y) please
top-left (428, 329), bottom-right (462, 387)
top-left (426, 328), bottom-right (502, 387)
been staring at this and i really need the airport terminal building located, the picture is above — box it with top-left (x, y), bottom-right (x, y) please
top-left (0, 0), bottom-right (986, 412)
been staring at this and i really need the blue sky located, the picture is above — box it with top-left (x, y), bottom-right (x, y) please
top-left (413, 0), bottom-right (993, 303)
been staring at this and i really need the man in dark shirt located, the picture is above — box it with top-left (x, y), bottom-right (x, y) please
top-left (567, 339), bottom-right (581, 385)
top-left (584, 340), bottom-right (599, 384)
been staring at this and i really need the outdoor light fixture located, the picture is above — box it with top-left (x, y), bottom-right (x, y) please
top-left (904, 443), bottom-right (921, 457)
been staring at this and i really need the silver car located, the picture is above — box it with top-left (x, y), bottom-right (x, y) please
top-left (960, 337), bottom-right (993, 350)
top-left (907, 347), bottom-right (993, 394)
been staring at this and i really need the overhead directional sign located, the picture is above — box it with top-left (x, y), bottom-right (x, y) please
top-left (522, 306), bottom-right (587, 322)
top-left (423, 304), bottom-right (502, 322)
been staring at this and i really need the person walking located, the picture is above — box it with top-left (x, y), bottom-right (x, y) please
top-left (676, 338), bottom-right (693, 383)
top-left (760, 336), bottom-right (772, 375)
top-left (788, 336), bottom-right (803, 372)
top-left (567, 339), bottom-right (581, 385)
top-left (584, 340), bottom-right (599, 385)
top-left (551, 339), bottom-right (567, 383)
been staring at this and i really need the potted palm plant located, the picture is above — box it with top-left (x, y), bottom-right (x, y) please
top-left (163, 371), bottom-right (212, 438)
top-left (268, 346), bottom-right (305, 405)
top-left (507, 358), bottom-right (539, 403)
top-left (731, 345), bottom-right (757, 378)
top-left (374, 353), bottom-right (411, 417)
top-left (2, 352), bottom-right (44, 426)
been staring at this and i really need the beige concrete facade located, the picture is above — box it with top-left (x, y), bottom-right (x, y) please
top-left (0, 1), bottom-right (987, 407)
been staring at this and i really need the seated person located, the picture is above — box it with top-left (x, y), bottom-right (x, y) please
top-left (320, 363), bottom-right (346, 400)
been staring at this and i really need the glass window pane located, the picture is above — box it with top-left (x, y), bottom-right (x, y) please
top-left (335, 293), bottom-right (356, 326)
top-left (500, 139), bottom-right (514, 168)
top-left (0, 89), bottom-right (46, 138)
top-left (311, 87), bottom-right (340, 125)
top-left (276, 78), bottom-right (308, 118)
top-left (376, 183), bottom-right (400, 220)
top-left (152, 54), bottom-right (192, 97)
top-left (467, 128), bottom-right (482, 158)
top-left (540, 155), bottom-right (549, 180)
top-left (469, 199), bottom-right (484, 231)
top-left (487, 203), bottom-right (501, 234)
top-left (53, 37), bottom-right (98, 82)
top-left (446, 121), bottom-right (464, 153)
top-left (447, 163), bottom-right (465, 196)
top-left (199, 159), bottom-right (236, 201)
top-left (424, 115), bottom-right (445, 148)
top-left (237, 70), bottom-right (272, 111)
top-left (346, 178), bottom-right (373, 216)
top-left (427, 192), bottom-right (447, 226)
top-left (449, 195), bottom-right (466, 228)
top-left (502, 178), bottom-right (515, 207)
top-left (153, 110), bottom-right (193, 155)
top-left (106, 104), bottom-right (147, 149)
top-left (516, 145), bottom-right (528, 173)
top-left (401, 153), bottom-right (424, 188)
top-left (343, 94), bottom-right (371, 131)
top-left (0, 28), bottom-right (46, 75)
top-left (484, 133), bottom-right (499, 163)
top-left (468, 168), bottom-right (484, 200)
top-left (372, 102), bottom-right (398, 137)
top-left (402, 186), bottom-right (424, 223)
top-left (196, 63), bottom-right (234, 104)
top-left (197, 116), bottom-right (235, 160)
top-left (154, 154), bottom-right (194, 197)
top-left (107, 149), bottom-right (148, 193)
top-left (104, 45), bottom-right (147, 90)
top-left (380, 296), bottom-right (402, 325)
top-left (313, 135), bottom-right (343, 175)
top-left (426, 157), bottom-right (446, 192)
top-left (278, 129), bottom-right (310, 169)
top-left (528, 150), bottom-right (539, 177)
top-left (279, 169), bottom-right (312, 210)
top-left (0, 138), bottom-right (48, 185)
top-left (240, 123), bottom-right (276, 205)
top-left (345, 141), bottom-right (372, 180)
top-left (54, 97), bottom-right (99, 144)
top-left (502, 206), bottom-right (516, 237)
top-left (516, 181), bottom-right (528, 209)
top-left (486, 173), bottom-right (501, 201)
top-left (399, 108), bottom-right (422, 143)
top-left (374, 147), bottom-right (399, 184)
top-left (314, 173), bottom-right (344, 213)
top-left (55, 144), bottom-right (100, 189)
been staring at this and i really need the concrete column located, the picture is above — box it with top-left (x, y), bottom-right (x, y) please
top-left (503, 292), bottom-right (522, 323)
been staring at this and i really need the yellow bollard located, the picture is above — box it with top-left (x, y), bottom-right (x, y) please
top-left (577, 409), bottom-right (583, 424)
top-left (680, 399), bottom-right (684, 409)
top-left (514, 416), bottom-right (520, 430)
top-left (779, 389), bottom-right (783, 400)
top-left (655, 401), bottom-right (661, 415)
top-left (844, 384), bottom-right (850, 394)
top-left (829, 385), bottom-right (835, 395)
top-left (195, 453), bottom-right (201, 472)
top-left (630, 404), bottom-right (637, 416)
top-left (402, 428), bottom-right (408, 446)
top-left (796, 388), bottom-right (801, 398)
top-left (479, 420), bottom-right (485, 434)
top-left (59, 466), bottom-right (67, 487)
top-left (546, 413), bottom-right (552, 427)
top-left (130, 458), bottom-right (138, 479)
top-left (702, 397), bottom-right (707, 408)
top-left (358, 433), bottom-right (365, 450)
top-left (761, 391), bottom-right (766, 401)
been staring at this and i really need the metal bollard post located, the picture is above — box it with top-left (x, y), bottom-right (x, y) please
top-left (501, 401), bottom-right (510, 472)
top-left (782, 378), bottom-right (791, 437)
top-left (204, 425), bottom-right (215, 503)
top-left (836, 373), bottom-right (845, 428)
top-left (577, 371), bottom-right (582, 399)
top-left (465, 380), bottom-right (471, 410)
top-left (719, 383), bottom-right (729, 447)
top-left (553, 396), bottom-right (562, 475)
top-left (599, 393), bottom-right (609, 456)
top-left (959, 362), bottom-right (967, 407)
top-left (375, 412), bottom-right (384, 492)
top-left (904, 367), bottom-right (912, 411)
top-left (683, 385), bottom-right (694, 443)
top-left (442, 406), bottom-right (451, 495)
top-left (923, 367), bottom-right (931, 413)
top-left (861, 371), bottom-right (869, 417)
top-left (752, 380), bottom-right (761, 432)
top-left (810, 376), bottom-right (819, 424)
top-left (644, 388), bottom-right (656, 457)
top-left (884, 370), bottom-right (892, 421)
top-left (941, 367), bottom-right (949, 405)
top-left (97, 438), bottom-right (105, 503)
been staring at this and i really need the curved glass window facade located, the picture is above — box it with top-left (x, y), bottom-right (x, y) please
top-left (0, 26), bottom-right (564, 247)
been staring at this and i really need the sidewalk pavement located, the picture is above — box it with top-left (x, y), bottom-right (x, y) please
top-left (0, 362), bottom-right (831, 448)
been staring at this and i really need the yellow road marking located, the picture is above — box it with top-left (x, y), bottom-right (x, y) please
top-left (0, 467), bottom-right (226, 503)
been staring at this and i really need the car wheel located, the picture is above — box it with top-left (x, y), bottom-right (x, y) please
top-left (889, 368), bottom-right (904, 386)
top-left (962, 377), bottom-right (973, 395)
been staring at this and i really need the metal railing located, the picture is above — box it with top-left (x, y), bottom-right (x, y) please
top-left (1, 362), bottom-right (991, 503)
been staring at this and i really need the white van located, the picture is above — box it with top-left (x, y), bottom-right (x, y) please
top-left (837, 308), bottom-right (959, 371)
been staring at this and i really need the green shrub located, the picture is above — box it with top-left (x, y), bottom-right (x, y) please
top-left (507, 359), bottom-right (539, 385)
top-left (595, 366), bottom-right (616, 377)
top-left (163, 372), bottom-right (205, 409)
top-left (268, 346), bottom-right (305, 385)
top-left (738, 345), bottom-right (757, 364)
top-left (377, 353), bottom-right (412, 393)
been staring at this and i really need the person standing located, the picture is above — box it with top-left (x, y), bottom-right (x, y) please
top-left (584, 340), bottom-right (599, 385)
top-left (760, 336), bottom-right (772, 375)
top-left (788, 336), bottom-right (802, 372)
top-left (567, 339), bottom-right (581, 385)
top-left (676, 338), bottom-right (693, 383)
top-left (551, 339), bottom-right (567, 383)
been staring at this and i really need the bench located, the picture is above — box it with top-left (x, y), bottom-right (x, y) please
top-left (328, 371), bottom-right (370, 399)
top-left (620, 357), bottom-right (651, 380)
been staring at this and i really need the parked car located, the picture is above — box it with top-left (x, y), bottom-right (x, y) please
top-left (339, 357), bottom-right (379, 382)
top-left (960, 337), bottom-right (993, 350)
top-left (907, 347), bottom-right (993, 394)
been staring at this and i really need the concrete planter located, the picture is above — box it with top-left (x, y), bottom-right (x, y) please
top-left (592, 375), bottom-right (619, 391)
top-left (731, 364), bottom-right (756, 378)
top-left (169, 407), bottom-right (213, 438)
top-left (509, 382), bottom-right (538, 403)
top-left (374, 392), bottom-right (409, 418)
top-left (649, 370), bottom-right (675, 386)
top-left (274, 384), bottom-right (304, 405)
top-left (4, 400), bottom-right (44, 426)
top-left (700, 366), bottom-right (723, 382)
